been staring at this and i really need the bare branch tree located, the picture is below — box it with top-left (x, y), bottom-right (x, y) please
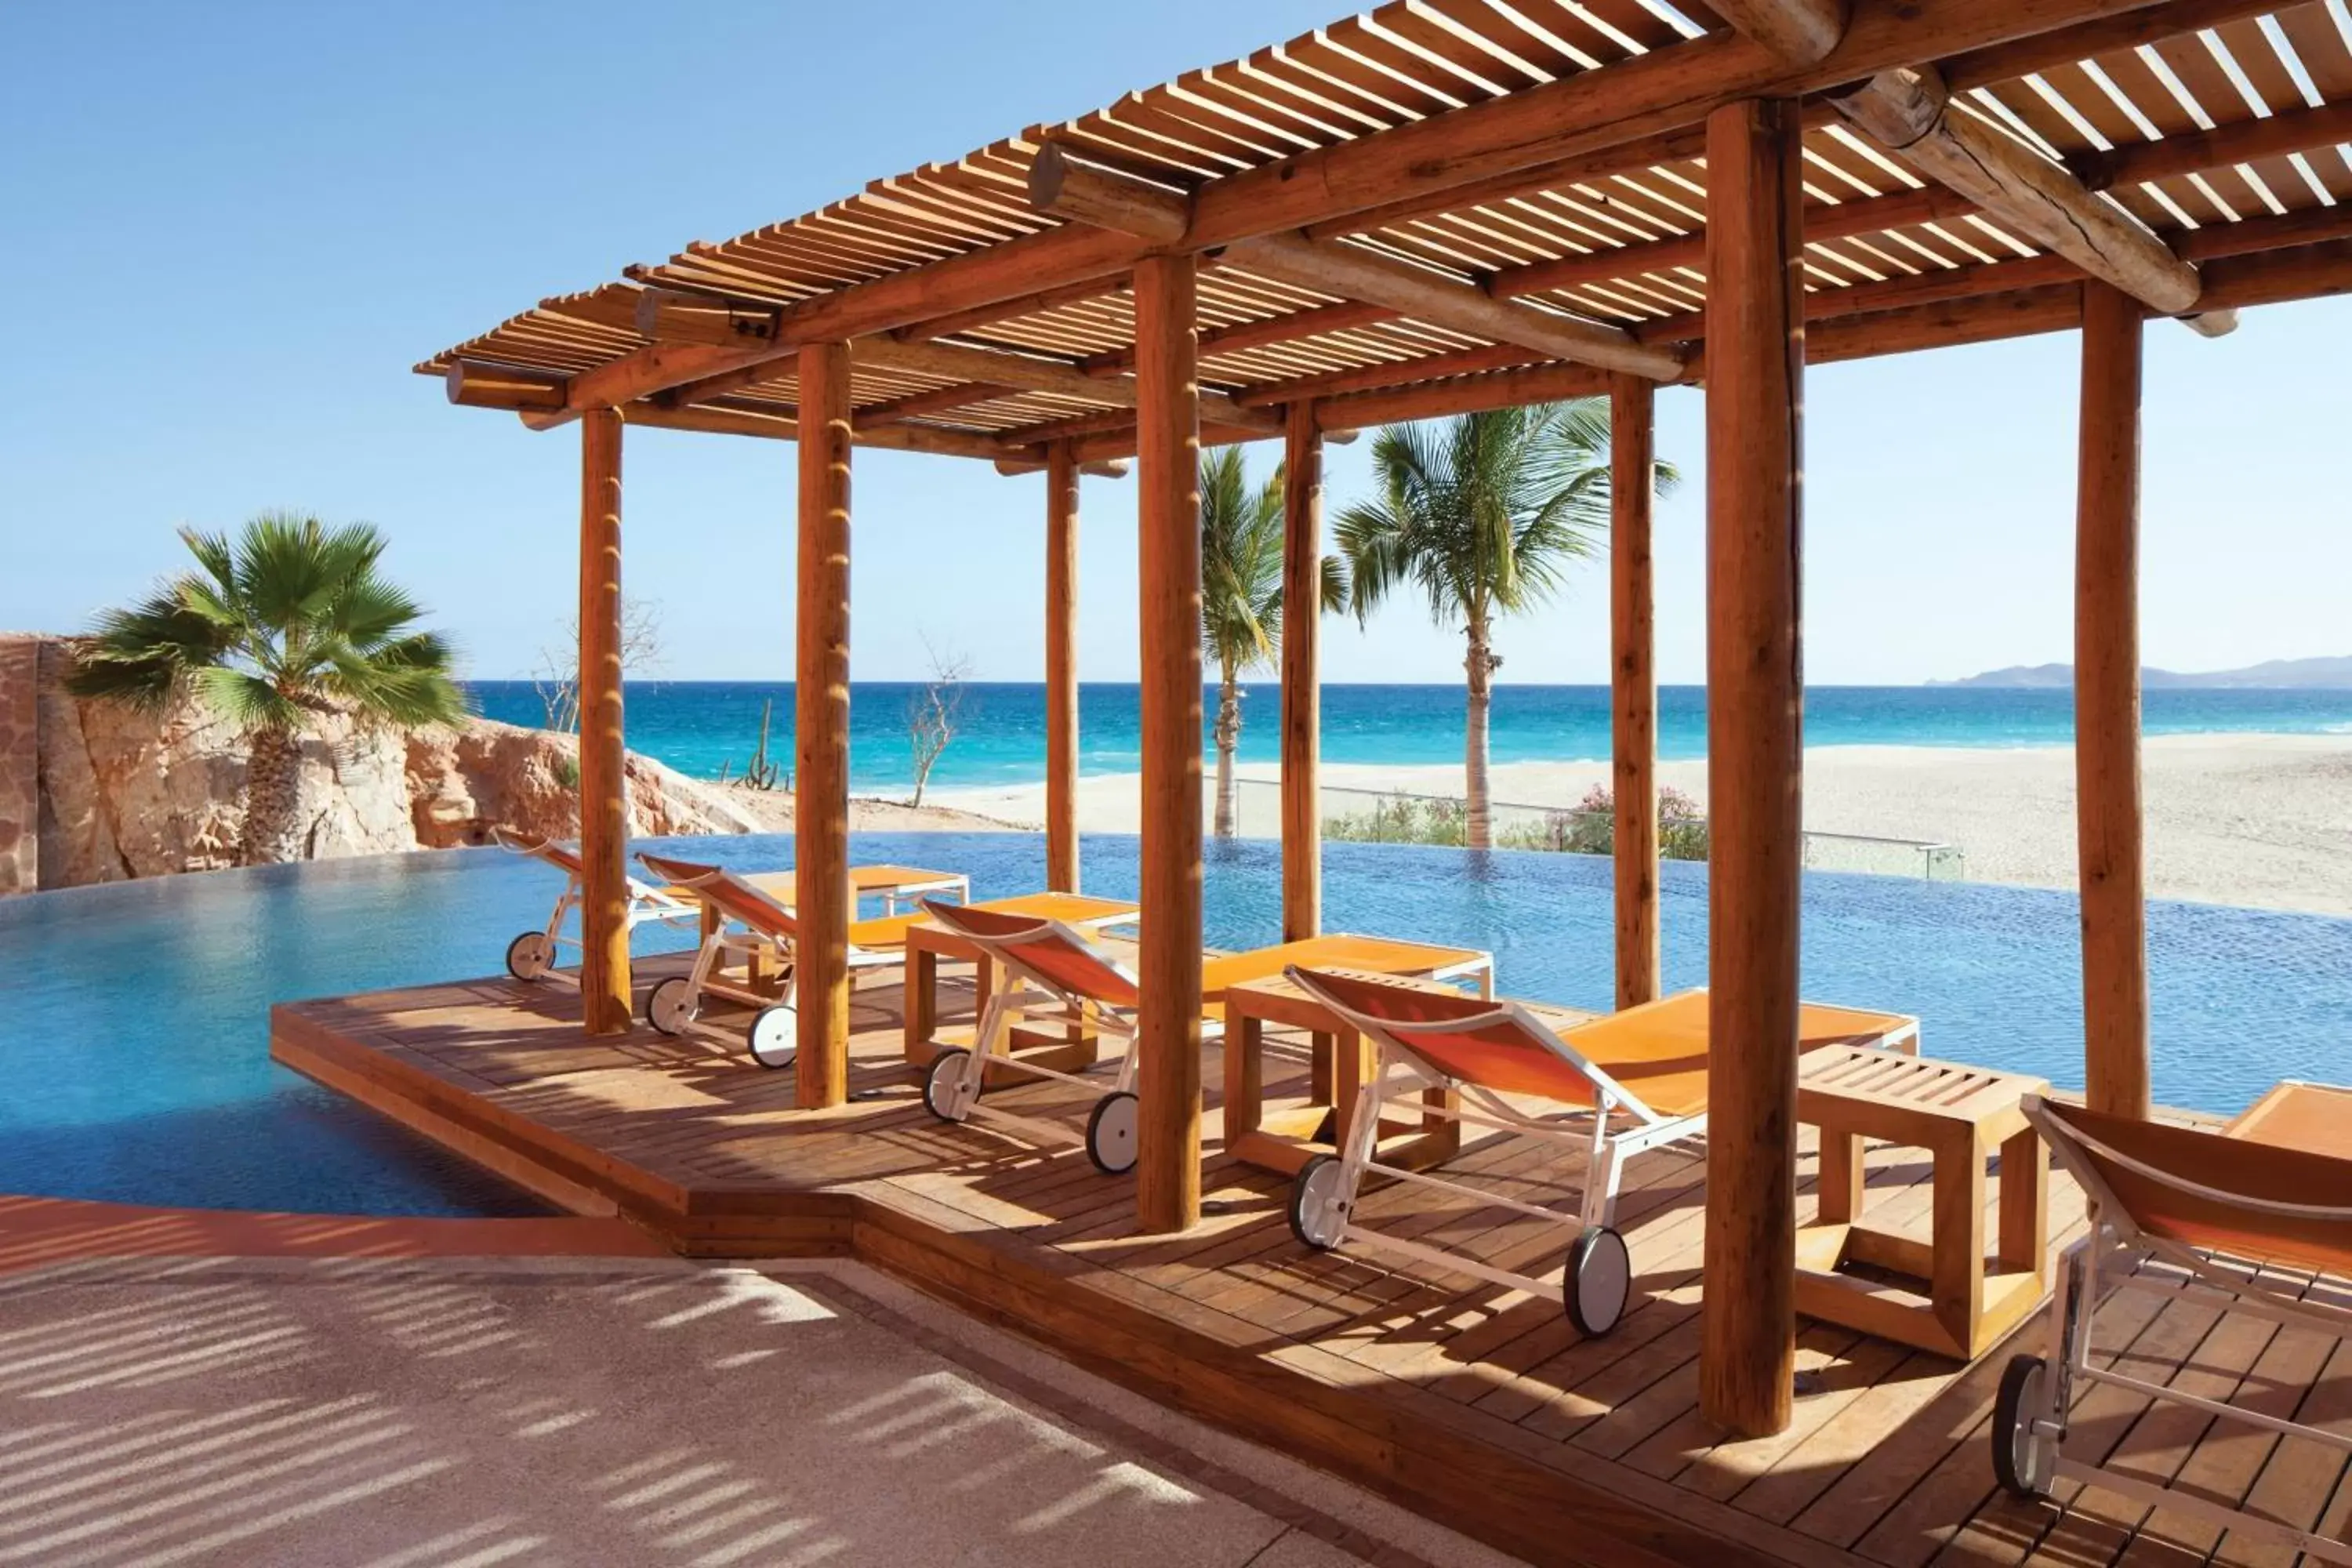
top-left (906, 637), bottom-right (971, 808)
top-left (535, 597), bottom-right (664, 733)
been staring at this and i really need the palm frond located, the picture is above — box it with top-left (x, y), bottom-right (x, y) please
top-left (189, 666), bottom-right (306, 732)
top-left (72, 512), bottom-right (460, 735)
top-left (63, 591), bottom-right (235, 711)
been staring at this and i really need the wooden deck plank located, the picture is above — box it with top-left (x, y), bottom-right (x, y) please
top-left (265, 971), bottom-right (2343, 1568)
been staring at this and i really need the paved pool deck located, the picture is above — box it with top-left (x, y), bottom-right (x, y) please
top-left (0, 1197), bottom-right (1520, 1568)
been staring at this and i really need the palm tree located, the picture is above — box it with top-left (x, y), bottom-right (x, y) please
top-left (68, 512), bottom-right (466, 866)
top-left (1334, 400), bottom-right (1675, 850)
top-left (1200, 448), bottom-right (1284, 838)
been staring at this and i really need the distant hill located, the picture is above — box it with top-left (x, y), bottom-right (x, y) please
top-left (1933, 656), bottom-right (2352, 689)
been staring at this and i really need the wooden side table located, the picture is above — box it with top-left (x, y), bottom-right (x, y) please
top-left (1794, 1047), bottom-right (2051, 1360)
top-left (1220, 942), bottom-right (1494, 1178)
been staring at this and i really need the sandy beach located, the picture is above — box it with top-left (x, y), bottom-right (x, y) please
top-left (926, 732), bottom-right (2352, 916)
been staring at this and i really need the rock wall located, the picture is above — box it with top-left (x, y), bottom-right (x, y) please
top-left (0, 638), bottom-right (36, 894)
top-left (0, 634), bottom-right (753, 892)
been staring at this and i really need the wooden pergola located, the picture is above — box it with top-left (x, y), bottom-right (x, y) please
top-left (423, 0), bottom-right (2352, 1441)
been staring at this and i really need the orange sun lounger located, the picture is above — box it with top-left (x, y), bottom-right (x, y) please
top-left (492, 827), bottom-right (700, 985)
top-left (1281, 972), bottom-right (1918, 1336)
top-left (633, 852), bottom-right (932, 1069)
top-left (913, 906), bottom-right (1494, 1177)
top-left (1990, 1091), bottom-right (2352, 1563)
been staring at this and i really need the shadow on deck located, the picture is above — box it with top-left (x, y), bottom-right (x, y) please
top-left (270, 957), bottom-right (2351, 1568)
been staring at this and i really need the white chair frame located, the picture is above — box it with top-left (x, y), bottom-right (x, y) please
top-left (495, 829), bottom-right (698, 988)
top-left (637, 855), bottom-right (902, 1065)
top-left (1286, 972), bottom-right (1704, 1302)
top-left (919, 909), bottom-right (1221, 1174)
top-left (1998, 1094), bottom-right (2352, 1565)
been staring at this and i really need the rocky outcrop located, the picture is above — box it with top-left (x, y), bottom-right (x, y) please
top-left (3, 633), bottom-right (752, 891)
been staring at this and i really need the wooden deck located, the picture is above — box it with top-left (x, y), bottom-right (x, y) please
top-left (271, 958), bottom-right (2352, 1568)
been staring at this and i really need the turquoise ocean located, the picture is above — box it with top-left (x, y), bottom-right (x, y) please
top-left (466, 681), bottom-right (2352, 795)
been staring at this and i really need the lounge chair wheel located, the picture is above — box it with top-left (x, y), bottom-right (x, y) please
top-left (1992, 1355), bottom-right (2057, 1499)
top-left (505, 931), bottom-right (554, 982)
top-left (645, 975), bottom-right (698, 1036)
top-left (1289, 1154), bottom-right (1350, 1250)
top-left (1563, 1226), bottom-right (1631, 1338)
top-left (923, 1047), bottom-right (980, 1123)
top-left (746, 1004), bottom-right (796, 1070)
top-left (1085, 1091), bottom-right (1139, 1175)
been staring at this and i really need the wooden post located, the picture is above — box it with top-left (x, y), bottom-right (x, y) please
top-left (1699, 98), bottom-right (1807, 1441)
top-left (2075, 281), bottom-right (2151, 1120)
top-left (794, 340), bottom-right (854, 1109)
top-left (1134, 252), bottom-right (1204, 1235)
top-left (1610, 375), bottom-right (1661, 1011)
top-left (1280, 401), bottom-right (1323, 942)
top-left (1045, 441), bottom-right (1082, 893)
top-left (576, 407), bottom-right (632, 1036)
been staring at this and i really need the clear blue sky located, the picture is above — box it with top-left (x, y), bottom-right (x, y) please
top-left (5, 2), bottom-right (2347, 687)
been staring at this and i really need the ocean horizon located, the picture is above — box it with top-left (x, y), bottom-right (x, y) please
top-left (465, 681), bottom-right (2352, 796)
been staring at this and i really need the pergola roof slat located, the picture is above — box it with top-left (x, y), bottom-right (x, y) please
top-left (423, 1), bottom-right (2352, 447)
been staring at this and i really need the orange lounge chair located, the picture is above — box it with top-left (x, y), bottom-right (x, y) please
top-left (913, 902), bottom-right (1155, 1173)
top-left (1990, 1094), bottom-right (2352, 1563)
top-left (492, 827), bottom-right (699, 984)
top-left (1281, 971), bottom-right (1919, 1336)
top-left (635, 852), bottom-right (921, 1069)
top-left (913, 906), bottom-right (1496, 1177)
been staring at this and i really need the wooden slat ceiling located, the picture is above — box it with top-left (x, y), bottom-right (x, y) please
top-left (419, 0), bottom-right (2352, 452)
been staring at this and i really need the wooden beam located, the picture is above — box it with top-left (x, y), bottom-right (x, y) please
top-left (1029, 146), bottom-right (1190, 245)
top-left (586, 397), bottom-right (1030, 464)
top-left (1045, 442), bottom-right (1081, 894)
top-left (851, 337), bottom-right (1279, 433)
top-left (794, 340), bottom-right (855, 1112)
top-left (2074, 98), bottom-right (2352, 193)
top-left (1083, 299), bottom-right (1399, 378)
top-left (575, 407), bottom-right (632, 1037)
top-left (1134, 252), bottom-right (1204, 1236)
top-left (1033, 129), bottom-right (1668, 383)
top-left (1490, 183), bottom-right (1976, 301)
top-left (1312, 359), bottom-right (1611, 431)
top-left (1236, 343), bottom-right (1544, 408)
top-left (544, 3), bottom-right (2218, 415)
top-left (1280, 402), bottom-right (1323, 944)
top-left (1610, 375), bottom-right (1661, 1011)
top-left (852, 381), bottom-right (1017, 430)
top-left (1305, 124), bottom-right (1713, 242)
top-left (2196, 234), bottom-right (2352, 311)
top-left (1043, 236), bottom-right (2352, 470)
top-left (2074, 281), bottom-right (2150, 1121)
top-left (1699, 96), bottom-right (1807, 1444)
top-left (448, 360), bottom-right (565, 410)
top-left (1828, 66), bottom-right (2200, 316)
top-left (895, 276), bottom-right (1129, 343)
top-left (1708, 0), bottom-right (1849, 65)
top-left (1218, 231), bottom-right (1685, 381)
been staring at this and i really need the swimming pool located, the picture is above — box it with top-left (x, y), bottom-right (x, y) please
top-left (3, 833), bottom-right (2347, 1214)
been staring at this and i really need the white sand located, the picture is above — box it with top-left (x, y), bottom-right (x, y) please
top-left (927, 733), bottom-right (2352, 916)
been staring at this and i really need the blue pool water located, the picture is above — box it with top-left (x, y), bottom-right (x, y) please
top-left (2, 834), bottom-right (2347, 1214)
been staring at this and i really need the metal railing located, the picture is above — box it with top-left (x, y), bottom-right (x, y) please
top-left (1218, 779), bottom-right (1965, 880)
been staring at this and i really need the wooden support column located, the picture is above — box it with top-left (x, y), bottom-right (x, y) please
top-left (2074, 281), bottom-right (2151, 1120)
top-left (1280, 401), bottom-right (1324, 942)
top-left (794, 340), bottom-right (854, 1109)
top-left (1134, 252), bottom-right (1204, 1235)
top-left (1699, 98), bottom-right (1807, 1441)
top-left (1045, 441), bottom-right (1082, 893)
top-left (1610, 375), bottom-right (1661, 1010)
top-left (576, 407), bottom-right (632, 1036)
